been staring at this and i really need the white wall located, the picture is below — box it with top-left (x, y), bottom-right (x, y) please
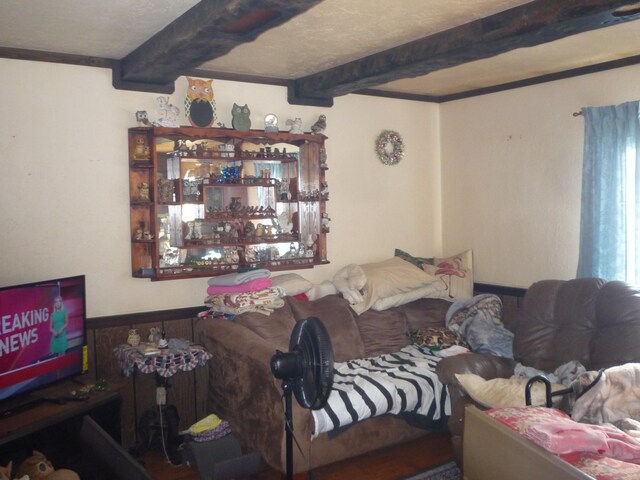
top-left (440, 64), bottom-right (640, 288)
top-left (0, 59), bottom-right (441, 316)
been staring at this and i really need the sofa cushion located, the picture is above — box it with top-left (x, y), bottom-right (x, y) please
top-left (356, 309), bottom-right (409, 357)
top-left (286, 295), bottom-right (365, 362)
top-left (514, 278), bottom-right (604, 372)
top-left (396, 298), bottom-right (452, 331)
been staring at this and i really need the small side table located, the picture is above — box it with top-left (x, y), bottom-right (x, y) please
top-left (114, 339), bottom-right (212, 464)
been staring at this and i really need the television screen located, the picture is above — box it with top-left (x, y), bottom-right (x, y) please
top-left (0, 275), bottom-right (88, 404)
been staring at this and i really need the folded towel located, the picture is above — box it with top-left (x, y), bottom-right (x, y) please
top-left (207, 269), bottom-right (271, 286)
top-left (205, 286), bottom-right (286, 316)
top-left (206, 277), bottom-right (273, 295)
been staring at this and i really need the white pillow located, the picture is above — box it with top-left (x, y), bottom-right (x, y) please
top-left (352, 257), bottom-right (437, 314)
top-left (270, 273), bottom-right (313, 296)
top-left (455, 373), bottom-right (565, 408)
top-left (371, 283), bottom-right (444, 311)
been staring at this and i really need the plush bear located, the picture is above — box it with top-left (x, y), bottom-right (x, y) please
top-left (16, 451), bottom-right (79, 480)
top-left (0, 461), bottom-right (12, 480)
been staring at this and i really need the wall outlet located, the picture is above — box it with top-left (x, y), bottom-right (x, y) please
top-left (156, 386), bottom-right (167, 405)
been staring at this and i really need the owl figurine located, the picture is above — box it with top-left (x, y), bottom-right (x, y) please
top-left (184, 77), bottom-right (217, 128)
top-left (310, 114), bottom-right (327, 134)
top-left (231, 103), bottom-right (251, 131)
top-left (135, 110), bottom-right (150, 126)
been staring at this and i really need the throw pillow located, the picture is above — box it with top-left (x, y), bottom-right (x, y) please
top-left (270, 273), bottom-right (313, 296)
top-left (422, 250), bottom-right (473, 299)
top-left (455, 373), bottom-right (565, 408)
top-left (410, 326), bottom-right (469, 351)
top-left (371, 283), bottom-right (444, 311)
top-left (351, 257), bottom-right (437, 315)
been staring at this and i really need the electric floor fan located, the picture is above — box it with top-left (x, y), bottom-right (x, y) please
top-left (271, 316), bottom-right (334, 480)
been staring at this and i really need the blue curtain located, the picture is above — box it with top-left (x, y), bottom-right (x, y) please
top-left (577, 101), bottom-right (640, 282)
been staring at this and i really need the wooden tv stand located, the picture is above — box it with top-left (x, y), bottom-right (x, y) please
top-left (0, 380), bottom-right (123, 468)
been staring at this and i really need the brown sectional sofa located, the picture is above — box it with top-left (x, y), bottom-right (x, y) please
top-left (196, 294), bottom-right (452, 474)
top-left (436, 278), bottom-right (640, 465)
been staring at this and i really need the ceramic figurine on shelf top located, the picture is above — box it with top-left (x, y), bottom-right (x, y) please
top-left (264, 113), bottom-right (278, 133)
top-left (184, 77), bottom-right (217, 127)
top-left (231, 103), bottom-right (251, 131)
top-left (310, 114), bottom-right (327, 134)
top-left (154, 96), bottom-right (180, 127)
top-left (286, 117), bottom-right (303, 134)
top-left (136, 110), bottom-right (150, 126)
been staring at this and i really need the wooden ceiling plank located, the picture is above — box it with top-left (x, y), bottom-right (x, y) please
top-left (113, 0), bottom-right (324, 92)
top-left (289, 0), bottom-right (640, 105)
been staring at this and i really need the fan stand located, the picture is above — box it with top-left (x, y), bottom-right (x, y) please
top-left (282, 380), bottom-right (295, 480)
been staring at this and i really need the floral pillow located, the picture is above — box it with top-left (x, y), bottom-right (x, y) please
top-left (394, 249), bottom-right (474, 300)
top-left (410, 326), bottom-right (469, 351)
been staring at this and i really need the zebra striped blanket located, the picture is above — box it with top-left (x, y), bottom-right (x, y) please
top-left (312, 344), bottom-right (451, 437)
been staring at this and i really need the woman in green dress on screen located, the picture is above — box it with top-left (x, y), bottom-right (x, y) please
top-left (50, 295), bottom-right (68, 355)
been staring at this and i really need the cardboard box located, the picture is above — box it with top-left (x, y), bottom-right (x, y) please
top-left (183, 434), bottom-right (261, 480)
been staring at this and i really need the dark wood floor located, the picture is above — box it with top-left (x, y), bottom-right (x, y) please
top-left (141, 431), bottom-right (454, 480)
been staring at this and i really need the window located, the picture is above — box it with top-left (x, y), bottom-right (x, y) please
top-left (577, 101), bottom-right (640, 283)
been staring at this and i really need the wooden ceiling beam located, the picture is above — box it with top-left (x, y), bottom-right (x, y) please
top-left (112, 0), bottom-right (324, 93)
top-left (288, 0), bottom-right (640, 106)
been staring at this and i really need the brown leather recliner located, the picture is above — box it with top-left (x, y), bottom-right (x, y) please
top-left (436, 278), bottom-right (640, 464)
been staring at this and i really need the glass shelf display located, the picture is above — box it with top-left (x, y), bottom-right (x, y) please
top-left (128, 126), bottom-right (329, 280)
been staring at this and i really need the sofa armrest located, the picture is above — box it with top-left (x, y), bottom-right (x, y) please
top-left (195, 317), bottom-right (311, 472)
top-left (435, 353), bottom-right (517, 465)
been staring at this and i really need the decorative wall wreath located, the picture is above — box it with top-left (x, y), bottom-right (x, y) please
top-left (375, 130), bottom-right (404, 165)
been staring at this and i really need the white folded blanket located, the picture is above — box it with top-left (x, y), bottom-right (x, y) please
top-left (207, 269), bottom-right (271, 286)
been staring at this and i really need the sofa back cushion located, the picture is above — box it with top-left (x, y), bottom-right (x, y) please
top-left (356, 309), bottom-right (409, 357)
top-left (234, 300), bottom-right (296, 349)
top-left (591, 281), bottom-right (640, 369)
top-left (514, 278), bottom-right (604, 372)
top-left (286, 295), bottom-right (366, 362)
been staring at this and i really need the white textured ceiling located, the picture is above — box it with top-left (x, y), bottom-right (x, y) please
top-left (0, 0), bottom-right (639, 99)
top-left (200, 0), bottom-right (532, 79)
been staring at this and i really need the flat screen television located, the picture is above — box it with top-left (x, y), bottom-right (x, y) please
top-left (0, 275), bottom-right (88, 413)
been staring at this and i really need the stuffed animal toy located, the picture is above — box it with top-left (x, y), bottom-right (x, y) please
top-left (332, 263), bottom-right (367, 305)
top-left (16, 451), bottom-right (79, 480)
top-left (0, 461), bottom-right (12, 480)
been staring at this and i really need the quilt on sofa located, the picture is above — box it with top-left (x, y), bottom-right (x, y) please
top-left (312, 344), bottom-right (450, 437)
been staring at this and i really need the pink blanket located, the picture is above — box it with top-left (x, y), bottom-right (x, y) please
top-left (206, 277), bottom-right (273, 295)
top-left (527, 420), bottom-right (640, 463)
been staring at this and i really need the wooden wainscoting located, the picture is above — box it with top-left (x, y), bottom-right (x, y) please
top-left (86, 284), bottom-right (526, 449)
